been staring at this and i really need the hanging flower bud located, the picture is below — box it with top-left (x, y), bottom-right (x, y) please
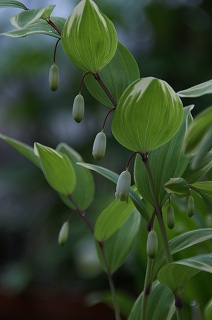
top-left (58, 221), bottom-right (69, 246)
top-left (72, 94), bottom-right (85, 123)
top-left (166, 204), bottom-right (175, 230)
top-left (92, 131), bottom-right (107, 161)
top-left (49, 63), bottom-right (59, 91)
top-left (146, 230), bottom-right (158, 259)
top-left (188, 195), bottom-right (195, 217)
top-left (115, 170), bottom-right (131, 203)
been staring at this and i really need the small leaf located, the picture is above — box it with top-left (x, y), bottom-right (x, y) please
top-left (191, 127), bottom-right (212, 168)
top-left (3, 16), bottom-right (66, 38)
top-left (183, 105), bottom-right (212, 156)
top-left (96, 210), bottom-right (141, 273)
top-left (61, 0), bottom-right (117, 72)
top-left (164, 177), bottom-right (191, 198)
top-left (191, 181), bottom-right (212, 208)
top-left (178, 79), bottom-right (212, 97)
top-left (128, 281), bottom-right (175, 320)
top-left (0, 134), bottom-right (40, 167)
top-left (77, 162), bottom-right (150, 221)
top-left (85, 41), bottom-right (140, 108)
top-left (112, 77), bottom-right (184, 153)
top-left (94, 198), bottom-right (134, 241)
top-left (56, 143), bottom-right (95, 210)
top-left (10, 5), bottom-right (55, 28)
top-left (35, 143), bottom-right (76, 195)
top-left (0, 0), bottom-right (26, 9)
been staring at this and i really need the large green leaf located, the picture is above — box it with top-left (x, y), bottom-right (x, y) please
top-left (56, 143), bottom-right (95, 210)
top-left (0, 0), bottom-right (26, 9)
top-left (153, 228), bottom-right (212, 279)
top-left (35, 143), bottom-right (76, 196)
top-left (178, 79), bottom-right (212, 97)
top-left (10, 5), bottom-right (55, 28)
top-left (183, 105), bottom-right (212, 156)
top-left (85, 41), bottom-right (140, 107)
top-left (3, 16), bottom-right (66, 38)
top-left (96, 210), bottom-right (141, 273)
top-left (191, 181), bottom-right (212, 209)
top-left (112, 77), bottom-right (184, 153)
top-left (134, 106), bottom-right (192, 206)
top-left (78, 162), bottom-right (150, 221)
top-left (0, 134), bottom-right (40, 167)
top-left (182, 151), bottom-right (212, 184)
top-left (94, 198), bottom-right (134, 241)
top-left (61, 0), bottom-right (117, 72)
top-left (128, 281), bottom-right (175, 320)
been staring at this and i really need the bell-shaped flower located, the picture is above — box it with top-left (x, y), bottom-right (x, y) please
top-left (72, 94), bottom-right (85, 123)
top-left (115, 170), bottom-right (131, 203)
top-left (92, 131), bottom-right (106, 160)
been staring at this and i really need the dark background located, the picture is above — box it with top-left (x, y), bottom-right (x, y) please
top-left (0, 0), bottom-right (212, 319)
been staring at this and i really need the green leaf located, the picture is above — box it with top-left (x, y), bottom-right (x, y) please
top-left (128, 281), bottom-right (175, 320)
top-left (164, 177), bottom-right (191, 198)
top-left (153, 228), bottom-right (212, 279)
top-left (35, 143), bottom-right (76, 195)
top-left (134, 106), bottom-right (192, 206)
top-left (0, 0), bottom-right (26, 9)
top-left (10, 5), bottom-right (55, 28)
top-left (183, 105), bottom-right (212, 156)
top-left (191, 181), bottom-right (212, 209)
top-left (78, 162), bottom-right (150, 221)
top-left (56, 143), bottom-right (95, 210)
top-left (178, 79), bottom-right (212, 97)
top-left (205, 299), bottom-right (212, 320)
top-left (158, 263), bottom-right (199, 292)
top-left (85, 41), bottom-right (140, 108)
top-left (112, 77), bottom-right (184, 153)
top-left (61, 0), bottom-right (117, 72)
top-left (0, 134), bottom-right (40, 168)
top-left (182, 151), bottom-right (212, 184)
top-left (3, 16), bottom-right (65, 38)
top-left (94, 198), bottom-right (134, 241)
top-left (96, 210), bottom-right (141, 273)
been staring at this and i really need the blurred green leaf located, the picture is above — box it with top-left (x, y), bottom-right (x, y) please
top-left (61, 0), bottom-right (117, 72)
top-left (134, 106), bottom-right (192, 206)
top-left (85, 41), bottom-right (140, 107)
top-left (112, 77), bottom-right (184, 153)
top-left (0, 0), bottom-right (26, 9)
top-left (96, 210), bottom-right (141, 273)
top-left (78, 162), bottom-right (150, 221)
top-left (3, 16), bottom-right (65, 38)
top-left (183, 105), bottom-right (212, 156)
top-left (0, 133), bottom-right (40, 167)
top-left (164, 177), bottom-right (190, 198)
top-left (128, 281), bottom-right (175, 320)
top-left (178, 79), bottom-right (212, 97)
top-left (56, 143), bottom-right (95, 210)
top-left (205, 299), bottom-right (212, 320)
top-left (10, 5), bottom-right (55, 28)
top-left (35, 143), bottom-right (76, 195)
top-left (94, 198), bottom-right (134, 241)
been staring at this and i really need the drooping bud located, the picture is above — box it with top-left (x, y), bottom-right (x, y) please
top-left (166, 204), bottom-right (175, 230)
top-left (58, 221), bottom-right (69, 246)
top-left (188, 195), bottom-right (195, 217)
top-left (146, 230), bottom-right (158, 259)
top-left (72, 94), bottom-right (85, 123)
top-left (92, 131), bottom-right (107, 160)
top-left (49, 63), bottom-right (59, 91)
top-left (115, 170), bottom-right (131, 203)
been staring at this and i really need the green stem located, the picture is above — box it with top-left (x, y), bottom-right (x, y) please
top-left (93, 73), bottom-right (117, 107)
top-left (174, 293), bottom-right (184, 320)
top-left (141, 154), bottom-right (173, 263)
top-left (141, 257), bottom-right (153, 320)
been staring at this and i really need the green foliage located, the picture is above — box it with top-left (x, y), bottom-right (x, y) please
top-left (0, 0), bottom-right (26, 9)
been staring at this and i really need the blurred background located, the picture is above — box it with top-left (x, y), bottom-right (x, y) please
top-left (0, 0), bottom-right (212, 319)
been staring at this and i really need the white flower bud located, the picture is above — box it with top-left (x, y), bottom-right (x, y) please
top-left (49, 63), bottom-right (59, 91)
top-left (72, 94), bottom-right (85, 123)
top-left (115, 170), bottom-right (131, 203)
top-left (58, 221), bottom-right (69, 246)
top-left (146, 230), bottom-right (158, 259)
top-left (92, 131), bottom-right (107, 160)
